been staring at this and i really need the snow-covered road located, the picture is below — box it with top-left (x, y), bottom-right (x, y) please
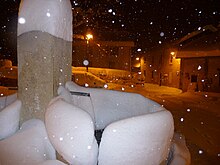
top-left (117, 83), bottom-right (220, 165)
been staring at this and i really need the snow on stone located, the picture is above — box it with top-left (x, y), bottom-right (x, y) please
top-left (98, 110), bottom-right (174, 165)
top-left (65, 81), bottom-right (166, 130)
top-left (58, 84), bottom-right (96, 123)
top-left (45, 99), bottom-right (98, 165)
top-left (0, 119), bottom-right (56, 165)
top-left (0, 99), bottom-right (21, 140)
top-left (0, 93), bottom-right (17, 110)
top-left (36, 160), bottom-right (67, 165)
top-left (18, 0), bottom-right (72, 41)
top-left (170, 133), bottom-right (191, 165)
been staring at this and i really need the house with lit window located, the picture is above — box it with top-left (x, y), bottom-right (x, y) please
top-left (175, 24), bottom-right (220, 92)
top-left (140, 24), bottom-right (220, 93)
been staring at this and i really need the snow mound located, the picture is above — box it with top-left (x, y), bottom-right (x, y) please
top-left (45, 99), bottom-right (98, 165)
top-left (0, 119), bottom-right (56, 165)
top-left (17, 0), bottom-right (72, 41)
top-left (0, 99), bottom-right (21, 140)
top-left (170, 133), bottom-right (191, 165)
top-left (65, 81), bottom-right (166, 130)
top-left (36, 160), bottom-right (67, 165)
top-left (0, 93), bottom-right (17, 110)
top-left (18, 0), bottom-right (72, 41)
top-left (98, 110), bottom-right (174, 165)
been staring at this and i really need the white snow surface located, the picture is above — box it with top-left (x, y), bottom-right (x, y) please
top-left (65, 81), bottom-right (166, 130)
top-left (45, 98), bottom-right (98, 165)
top-left (18, 0), bottom-right (72, 41)
top-left (98, 110), bottom-right (174, 165)
top-left (0, 93), bottom-right (17, 110)
top-left (36, 160), bottom-right (67, 165)
top-left (0, 99), bottom-right (21, 140)
top-left (0, 119), bottom-right (56, 165)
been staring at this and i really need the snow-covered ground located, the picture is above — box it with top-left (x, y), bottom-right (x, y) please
top-left (111, 83), bottom-right (220, 165)
top-left (0, 82), bottom-right (219, 164)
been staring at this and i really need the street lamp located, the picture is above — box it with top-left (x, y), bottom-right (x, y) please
top-left (85, 33), bottom-right (93, 71)
top-left (86, 33), bottom-right (93, 44)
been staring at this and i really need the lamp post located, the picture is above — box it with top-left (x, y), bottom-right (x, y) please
top-left (85, 33), bottom-right (93, 72)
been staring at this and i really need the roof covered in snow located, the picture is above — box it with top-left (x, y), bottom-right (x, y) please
top-left (176, 24), bottom-right (220, 58)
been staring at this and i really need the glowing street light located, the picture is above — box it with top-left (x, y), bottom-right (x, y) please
top-left (170, 52), bottom-right (175, 56)
top-left (86, 33), bottom-right (93, 41)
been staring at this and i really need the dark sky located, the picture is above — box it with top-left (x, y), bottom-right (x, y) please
top-left (0, 0), bottom-right (219, 63)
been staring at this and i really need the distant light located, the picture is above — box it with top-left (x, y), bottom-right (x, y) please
top-left (170, 52), bottom-right (175, 56)
top-left (136, 57), bottom-right (140, 61)
top-left (86, 33), bottom-right (93, 40)
top-left (18, 17), bottom-right (26, 24)
top-left (198, 65), bottom-right (202, 70)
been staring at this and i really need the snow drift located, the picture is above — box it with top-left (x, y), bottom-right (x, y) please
top-left (54, 82), bottom-right (174, 164)
top-left (0, 99), bottom-right (21, 140)
top-left (0, 119), bottom-right (56, 165)
top-left (45, 98), bottom-right (98, 165)
top-left (65, 81), bottom-right (166, 130)
top-left (0, 81), bottom-right (191, 164)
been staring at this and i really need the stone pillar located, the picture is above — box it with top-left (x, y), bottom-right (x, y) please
top-left (17, 0), bottom-right (72, 122)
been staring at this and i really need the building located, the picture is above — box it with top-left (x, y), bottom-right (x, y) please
top-left (139, 24), bottom-right (220, 93)
top-left (176, 25), bottom-right (220, 92)
top-left (72, 39), bottom-right (134, 71)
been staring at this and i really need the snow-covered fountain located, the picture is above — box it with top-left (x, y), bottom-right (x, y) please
top-left (0, 0), bottom-right (191, 165)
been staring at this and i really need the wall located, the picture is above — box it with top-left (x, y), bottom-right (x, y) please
top-left (180, 57), bottom-right (220, 92)
top-left (72, 40), bottom-right (134, 71)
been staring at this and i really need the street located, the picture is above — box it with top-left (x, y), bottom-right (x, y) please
top-left (117, 83), bottom-right (220, 165)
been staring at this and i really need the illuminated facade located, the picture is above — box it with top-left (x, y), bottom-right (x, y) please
top-left (72, 39), bottom-right (134, 71)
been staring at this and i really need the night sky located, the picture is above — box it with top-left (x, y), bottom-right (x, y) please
top-left (0, 0), bottom-right (219, 64)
